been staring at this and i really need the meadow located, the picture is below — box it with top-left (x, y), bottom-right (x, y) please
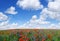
top-left (0, 29), bottom-right (60, 41)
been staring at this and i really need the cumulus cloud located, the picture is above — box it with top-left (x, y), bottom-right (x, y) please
top-left (19, 0), bottom-right (60, 29)
top-left (46, 0), bottom-right (54, 2)
top-left (0, 20), bottom-right (9, 26)
top-left (47, 0), bottom-right (60, 20)
top-left (0, 21), bottom-right (19, 30)
top-left (16, 0), bottom-right (43, 10)
top-left (20, 14), bottom-right (60, 29)
top-left (5, 6), bottom-right (17, 15)
top-left (48, 2), bottom-right (60, 12)
top-left (48, 23), bottom-right (60, 29)
top-left (0, 11), bottom-right (19, 30)
top-left (20, 15), bottom-right (51, 29)
top-left (0, 0), bottom-right (60, 30)
top-left (0, 12), bottom-right (8, 21)
top-left (41, 8), bottom-right (60, 21)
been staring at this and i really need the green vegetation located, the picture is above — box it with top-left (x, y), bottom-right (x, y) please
top-left (0, 29), bottom-right (60, 41)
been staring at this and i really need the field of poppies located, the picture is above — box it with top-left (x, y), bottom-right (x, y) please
top-left (0, 29), bottom-right (60, 41)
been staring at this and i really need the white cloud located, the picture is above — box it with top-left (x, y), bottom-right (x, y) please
top-left (0, 0), bottom-right (60, 30)
top-left (54, 0), bottom-right (60, 2)
top-left (5, 6), bottom-right (17, 15)
top-left (0, 20), bottom-right (59, 30)
top-left (48, 2), bottom-right (60, 12)
top-left (20, 19), bottom-right (60, 29)
top-left (0, 21), bottom-right (19, 30)
top-left (0, 20), bottom-right (9, 30)
top-left (7, 23), bottom-right (19, 29)
top-left (47, 0), bottom-right (60, 20)
top-left (19, 0), bottom-right (60, 29)
top-left (48, 23), bottom-right (60, 29)
top-left (17, 0), bottom-right (43, 10)
top-left (48, 0), bottom-right (54, 2)
top-left (21, 0), bottom-right (60, 29)
top-left (0, 20), bottom-right (9, 26)
top-left (0, 12), bottom-right (8, 21)
top-left (47, 0), bottom-right (60, 2)
top-left (20, 15), bottom-right (51, 29)
top-left (41, 8), bottom-right (60, 21)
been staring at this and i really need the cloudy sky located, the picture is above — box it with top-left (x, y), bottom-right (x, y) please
top-left (0, 0), bottom-right (60, 30)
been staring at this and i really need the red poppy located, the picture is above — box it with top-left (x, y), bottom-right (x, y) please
top-left (47, 34), bottom-right (52, 40)
top-left (19, 35), bottom-right (29, 41)
top-left (42, 38), bottom-right (45, 41)
top-left (19, 38), bottom-right (25, 41)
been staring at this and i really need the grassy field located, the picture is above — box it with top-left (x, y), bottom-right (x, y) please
top-left (0, 29), bottom-right (60, 41)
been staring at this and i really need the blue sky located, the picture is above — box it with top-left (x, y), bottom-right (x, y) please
top-left (0, 0), bottom-right (42, 24)
top-left (0, 0), bottom-right (60, 30)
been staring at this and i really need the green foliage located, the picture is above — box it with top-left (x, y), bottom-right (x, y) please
top-left (0, 35), bottom-right (4, 41)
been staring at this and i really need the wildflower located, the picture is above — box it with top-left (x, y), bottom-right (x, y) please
top-left (42, 38), bottom-right (45, 41)
top-left (47, 34), bottom-right (52, 40)
top-left (19, 38), bottom-right (25, 41)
